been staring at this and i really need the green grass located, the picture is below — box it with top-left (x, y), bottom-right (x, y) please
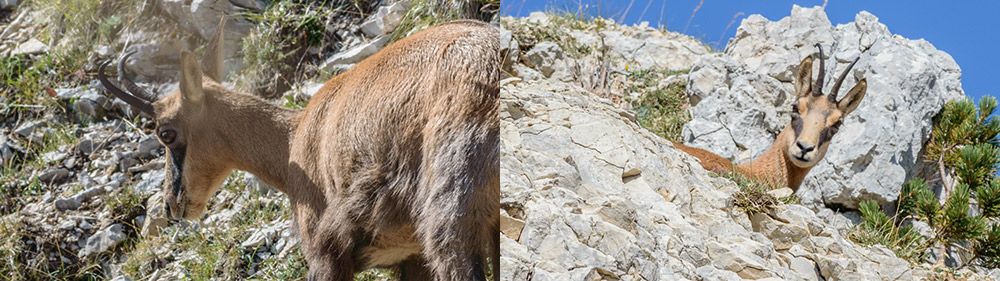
top-left (627, 69), bottom-right (691, 142)
top-left (847, 200), bottom-right (927, 264)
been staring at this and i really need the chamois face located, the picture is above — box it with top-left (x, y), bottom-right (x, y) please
top-left (154, 59), bottom-right (233, 220)
top-left (784, 52), bottom-right (867, 168)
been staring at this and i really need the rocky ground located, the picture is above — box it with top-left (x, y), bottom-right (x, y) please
top-left (500, 6), bottom-right (1000, 281)
top-left (0, 0), bottom-right (493, 280)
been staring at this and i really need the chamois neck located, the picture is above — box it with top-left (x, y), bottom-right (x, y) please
top-left (739, 125), bottom-right (812, 190)
top-left (207, 92), bottom-right (299, 192)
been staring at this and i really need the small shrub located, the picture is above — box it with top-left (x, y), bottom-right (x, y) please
top-left (718, 170), bottom-right (794, 214)
top-left (852, 97), bottom-right (1000, 269)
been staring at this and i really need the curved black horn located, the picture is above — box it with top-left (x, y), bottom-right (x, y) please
top-left (813, 43), bottom-right (825, 96)
top-left (98, 60), bottom-right (155, 116)
top-left (117, 51), bottom-right (159, 103)
top-left (829, 56), bottom-right (861, 102)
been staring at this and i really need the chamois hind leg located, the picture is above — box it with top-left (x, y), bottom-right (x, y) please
top-left (491, 223), bottom-right (500, 280)
top-left (304, 238), bottom-right (356, 281)
top-left (399, 255), bottom-right (434, 281)
top-left (416, 136), bottom-right (496, 280)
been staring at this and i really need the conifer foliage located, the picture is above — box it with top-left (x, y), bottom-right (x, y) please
top-left (852, 97), bottom-right (1000, 269)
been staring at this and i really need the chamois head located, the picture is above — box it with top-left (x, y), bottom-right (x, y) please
top-left (785, 44), bottom-right (867, 168)
top-left (99, 20), bottom-right (233, 220)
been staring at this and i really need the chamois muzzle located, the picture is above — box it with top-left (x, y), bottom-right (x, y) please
top-left (97, 51), bottom-right (157, 116)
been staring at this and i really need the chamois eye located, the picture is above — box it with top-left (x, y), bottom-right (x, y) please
top-left (791, 104), bottom-right (799, 113)
top-left (158, 130), bottom-right (176, 144)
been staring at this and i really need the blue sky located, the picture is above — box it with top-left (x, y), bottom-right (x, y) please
top-left (502, 0), bottom-right (1000, 103)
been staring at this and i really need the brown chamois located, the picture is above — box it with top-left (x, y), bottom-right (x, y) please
top-left (99, 19), bottom-right (499, 281)
top-left (673, 44), bottom-right (867, 191)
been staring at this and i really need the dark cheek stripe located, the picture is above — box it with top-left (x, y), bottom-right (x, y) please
top-left (791, 116), bottom-right (804, 137)
top-left (817, 122), bottom-right (842, 146)
top-left (168, 146), bottom-right (186, 198)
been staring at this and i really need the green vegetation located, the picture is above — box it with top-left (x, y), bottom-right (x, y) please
top-left (502, 13), bottom-right (599, 59)
top-left (236, 0), bottom-right (341, 98)
top-left (626, 69), bottom-right (690, 142)
top-left (851, 97), bottom-right (1000, 270)
top-left (715, 170), bottom-right (799, 214)
top-left (392, 0), bottom-right (500, 42)
top-left (1, 0), bottom-right (152, 107)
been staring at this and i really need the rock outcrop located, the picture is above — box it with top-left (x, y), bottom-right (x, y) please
top-left (503, 13), bottom-right (710, 83)
top-left (500, 78), bottom-right (949, 280)
top-left (682, 5), bottom-right (963, 209)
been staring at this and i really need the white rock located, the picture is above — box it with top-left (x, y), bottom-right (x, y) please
top-left (241, 220), bottom-right (289, 249)
top-left (522, 42), bottom-right (563, 77)
top-left (11, 38), bottom-right (48, 55)
top-left (359, 1), bottom-right (408, 37)
top-left (320, 36), bottom-right (391, 72)
top-left (14, 120), bottom-right (44, 138)
top-left (78, 223), bottom-right (125, 257)
top-left (134, 169), bottom-right (165, 195)
top-left (142, 193), bottom-right (170, 237)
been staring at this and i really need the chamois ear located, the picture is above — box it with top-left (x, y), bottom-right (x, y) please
top-left (838, 78), bottom-right (867, 116)
top-left (180, 51), bottom-right (204, 104)
top-left (201, 18), bottom-right (225, 82)
top-left (795, 56), bottom-right (813, 98)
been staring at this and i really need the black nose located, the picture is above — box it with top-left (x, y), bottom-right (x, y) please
top-left (164, 201), bottom-right (171, 217)
top-left (796, 141), bottom-right (815, 153)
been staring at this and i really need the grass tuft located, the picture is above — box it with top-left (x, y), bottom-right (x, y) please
top-left (627, 69), bottom-right (690, 142)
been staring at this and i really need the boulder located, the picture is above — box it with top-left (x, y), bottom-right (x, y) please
top-left (681, 5), bottom-right (963, 208)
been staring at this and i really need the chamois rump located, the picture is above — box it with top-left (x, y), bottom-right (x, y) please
top-left (99, 19), bottom-right (499, 281)
top-left (673, 44), bottom-right (867, 191)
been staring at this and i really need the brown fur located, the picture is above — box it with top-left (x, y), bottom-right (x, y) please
top-left (111, 20), bottom-right (499, 280)
top-left (673, 52), bottom-right (867, 192)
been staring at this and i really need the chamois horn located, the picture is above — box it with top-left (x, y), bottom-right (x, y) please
top-left (829, 56), bottom-right (861, 102)
top-left (813, 43), bottom-right (825, 96)
top-left (98, 51), bottom-right (156, 116)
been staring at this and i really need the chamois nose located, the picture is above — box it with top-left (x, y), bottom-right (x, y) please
top-left (796, 141), bottom-right (815, 153)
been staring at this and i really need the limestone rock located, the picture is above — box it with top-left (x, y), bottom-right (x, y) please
top-left (359, 1), bottom-right (408, 37)
top-left (522, 42), bottom-right (563, 77)
top-left (142, 193), bottom-right (170, 237)
top-left (11, 38), bottom-right (47, 55)
top-left (78, 224), bottom-right (126, 258)
top-left (681, 5), bottom-right (962, 208)
top-left (320, 36), bottom-right (390, 73)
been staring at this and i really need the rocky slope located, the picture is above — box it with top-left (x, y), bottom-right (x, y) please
top-left (500, 7), bottom-right (998, 281)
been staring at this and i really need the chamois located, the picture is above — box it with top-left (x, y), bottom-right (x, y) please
top-left (673, 44), bottom-right (867, 191)
top-left (99, 19), bottom-right (499, 281)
